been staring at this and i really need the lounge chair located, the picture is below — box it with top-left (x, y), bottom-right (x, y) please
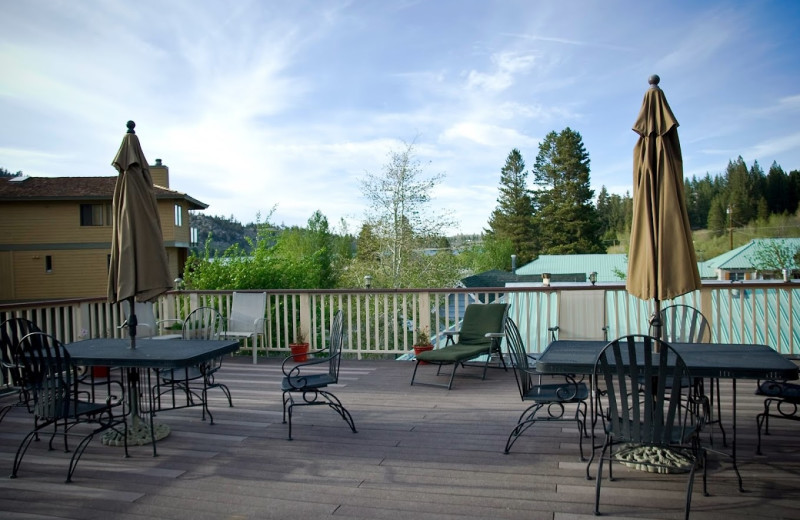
top-left (410, 303), bottom-right (508, 389)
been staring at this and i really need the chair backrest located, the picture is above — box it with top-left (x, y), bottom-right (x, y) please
top-left (123, 301), bottom-right (158, 338)
top-left (594, 335), bottom-right (698, 445)
top-left (228, 292), bottom-right (267, 334)
top-left (1, 318), bottom-right (41, 387)
top-left (657, 304), bottom-right (710, 343)
top-left (326, 310), bottom-right (345, 382)
top-left (17, 332), bottom-right (76, 419)
top-left (553, 290), bottom-right (607, 341)
top-left (505, 318), bottom-right (534, 399)
top-left (457, 303), bottom-right (509, 345)
top-left (182, 307), bottom-right (224, 340)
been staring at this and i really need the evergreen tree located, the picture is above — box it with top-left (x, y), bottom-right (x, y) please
top-left (707, 196), bottom-right (728, 237)
top-left (765, 162), bottom-right (790, 214)
top-left (789, 170), bottom-right (800, 214)
top-left (531, 128), bottom-right (604, 254)
top-left (486, 149), bottom-right (536, 264)
top-left (596, 186), bottom-right (632, 247)
top-left (0, 167), bottom-right (23, 178)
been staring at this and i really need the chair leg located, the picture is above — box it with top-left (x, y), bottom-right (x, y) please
top-left (10, 429), bottom-right (39, 479)
top-left (410, 360), bottom-right (421, 386)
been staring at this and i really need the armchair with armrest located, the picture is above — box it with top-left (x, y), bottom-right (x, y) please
top-left (221, 291), bottom-right (267, 364)
top-left (281, 310), bottom-right (356, 440)
top-left (154, 307), bottom-right (233, 423)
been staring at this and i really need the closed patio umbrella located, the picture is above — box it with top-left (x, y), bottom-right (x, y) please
top-left (625, 76), bottom-right (701, 339)
top-left (108, 120), bottom-right (172, 348)
top-left (105, 120), bottom-right (172, 446)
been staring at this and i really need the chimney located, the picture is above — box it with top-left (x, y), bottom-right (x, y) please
top-left (511, 254), bottom-right (517, 274)
top-left (150, 158), bottom-right (169, 188)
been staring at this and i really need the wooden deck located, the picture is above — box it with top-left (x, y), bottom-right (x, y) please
top-left (1, 356), bottom-right (798, 519)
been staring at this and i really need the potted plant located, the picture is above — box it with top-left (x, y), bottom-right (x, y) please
top-left (413, 327), bottom-right (434, 364)
top-left (289, 328), bottom-right (309, 362)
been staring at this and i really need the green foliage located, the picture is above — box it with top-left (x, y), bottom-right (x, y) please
top-left (751, 239), bottom-right (800, 272)
top-left (353, 139), bottom-right (459, 288)
top-left (183, 210), bottom-right (352, 290)
top-left (457, 235), bottom-right (515, 272)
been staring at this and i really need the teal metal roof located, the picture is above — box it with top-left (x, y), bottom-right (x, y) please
top-left (516, 254), bottom-right (628, 282)
top-left (517, 252), bottom-right (719, 282)
top-left (702, 238), bottom-right (800, 271)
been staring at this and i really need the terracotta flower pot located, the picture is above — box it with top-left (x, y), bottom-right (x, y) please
top-left (92, 366), bottom-right (110, 378)
top-left (290, 343), bottom-right (309, 362)
top-left (413, 344), bottom-right (434, 364)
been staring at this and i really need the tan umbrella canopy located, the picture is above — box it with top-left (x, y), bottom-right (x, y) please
top-left (625, 75), bottom-right (701, 337)
top-left (108, 120), bottom-right (172, 347)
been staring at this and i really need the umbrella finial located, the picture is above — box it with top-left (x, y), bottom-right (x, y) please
top-left (126, 120), bottom-right (136, 134)
top-left (648, 75), bottom-right (660, 89)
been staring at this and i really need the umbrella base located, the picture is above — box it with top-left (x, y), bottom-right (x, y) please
top-left (102, 414), bottom-right (170, 446)
top-left (615, 444), bottom-right (693, 474)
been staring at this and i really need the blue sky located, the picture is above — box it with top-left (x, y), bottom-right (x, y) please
top-left (2, 1), bottom-right (799, 234)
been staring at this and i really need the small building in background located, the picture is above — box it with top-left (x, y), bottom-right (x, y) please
top-left (0, 160), bottom-right (207, 302)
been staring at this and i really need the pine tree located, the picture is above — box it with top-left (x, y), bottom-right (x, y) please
top-left (486, 149), bottom-right (537, 263)
top-left (531, 128), bottom-right (604, 254)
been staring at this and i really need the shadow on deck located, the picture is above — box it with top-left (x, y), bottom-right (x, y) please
top-left (1, 356), bottom-right (798, 519)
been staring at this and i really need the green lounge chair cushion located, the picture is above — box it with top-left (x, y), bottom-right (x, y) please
top-left (416, 343), bottom-right (491, 363)
top-left (415, 303), bottom-right (508, 363)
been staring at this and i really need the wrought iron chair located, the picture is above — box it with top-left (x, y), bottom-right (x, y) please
top-left (410, 303), bottom-right (509, 390)
top-left (11, 332), bottom-right (128, 483)
top-left (593, 335), bottom-right (708, 519)
top-left (503, 318), bottom-right (588, 459)
top-left (281, 310), bottom-right (356, 440)
top-left (1, 318), bottom-right (41, 423)
top-left (755, 377), bottom-right (800, 455)
top-left (155, 307), bottom-right (233, 422)
top-left (655, 303), bottom-right (726, 446)
top-left (221, 291), bottom-right (267, 363)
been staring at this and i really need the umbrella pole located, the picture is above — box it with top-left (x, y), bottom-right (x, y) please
top-left (650, 299), bottom-right (663, 350)
top-left (127, 296), bottom-right (137, 349)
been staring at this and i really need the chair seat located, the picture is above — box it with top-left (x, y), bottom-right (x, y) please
top-left (282, 373), bottom-right (335, 391)
top-left (222, 331), bottom-right (256, 339)
top-left (161, 366), bottom-right (204, 382)
top-left (756, 381), bottom-right (800, 402)
top-left (523, 381), bottom-right (588, 403)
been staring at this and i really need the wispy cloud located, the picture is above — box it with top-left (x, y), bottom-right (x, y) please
top-left (1, 0), bottom-right (798, 234)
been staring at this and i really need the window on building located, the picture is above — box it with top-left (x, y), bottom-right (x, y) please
top-left (80, 204), bottom-right (111, 226)
top-left (175, 204), bottom-right (183, 227)
top-left (45, 255), bottom-right (53, 273)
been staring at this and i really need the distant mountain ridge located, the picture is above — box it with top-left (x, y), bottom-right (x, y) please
top-left (190, 213), bottom-right (258, 254)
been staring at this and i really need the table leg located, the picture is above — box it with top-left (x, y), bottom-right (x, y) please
top-left (732, 379), bottom-right (743, 492)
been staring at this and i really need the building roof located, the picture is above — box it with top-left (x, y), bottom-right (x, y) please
top-left (459, 269), bottom-right (543, 288)
top-left (516, 254), bottom-right (628, 282)
top-left (702, 238), bottom-right (800, 271)
top-left (0, 176), bottom-right (208, 210)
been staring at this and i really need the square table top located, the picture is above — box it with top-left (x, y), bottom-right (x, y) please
top-left (536, 340), bottom-right (799, 381)
top-left (65, 338), bottom-right (240, 369)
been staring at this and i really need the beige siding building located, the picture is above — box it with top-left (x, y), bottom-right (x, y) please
top-left (0, 160), bottom-right (207, 302)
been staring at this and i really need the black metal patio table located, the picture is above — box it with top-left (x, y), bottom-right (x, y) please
top-left (65, 338), bottom-right (240, 456)
top-left (536, 340), bottom-right (799, 491)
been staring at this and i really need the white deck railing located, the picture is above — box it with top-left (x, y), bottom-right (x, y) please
top-left (1, 281), bottom-right (798, 376)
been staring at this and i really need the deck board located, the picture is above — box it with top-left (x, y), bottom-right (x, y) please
top-left (1, 356), bottom-right (798, 519)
